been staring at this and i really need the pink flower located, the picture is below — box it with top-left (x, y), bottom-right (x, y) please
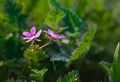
top-left (23, 27), bottom-right (42, 42)
top-left (44, 29), bottom-right (66, 40)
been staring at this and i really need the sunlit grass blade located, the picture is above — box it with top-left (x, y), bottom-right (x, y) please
top-left (112, 42), bottom-right (120, 82)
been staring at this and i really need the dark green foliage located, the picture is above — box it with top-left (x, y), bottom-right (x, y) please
top-left (4, 0), bottom-right (27, 33)
top-left (49, 0), bottom-right (87, 33)
top-left (0, 0), bottom-right (119, 82)
top-left (4, 36), bottom-right (22, 59)
top-left (6, 78), bottom-right (27, 82)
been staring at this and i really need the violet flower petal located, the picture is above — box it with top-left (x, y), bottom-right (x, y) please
top-left (48, 29), bottom-right (54, 35)
top-left (44, 29), bottom-right (66, 39)
top-left (30, 27), bottom-right (36, 34)
top-left (56, 34), bottom-right (66, 38)
top-left (35, 30), bottom-right (42, 38)
top-left (23, 32), bottom-right (32, 37)
top-left (44, 29), bottom-right (55, 37)
top-left (26, 36), bottom-right (35, 42)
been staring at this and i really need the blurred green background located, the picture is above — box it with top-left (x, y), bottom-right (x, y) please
top-left (0, 0), bottom-right (120, 82)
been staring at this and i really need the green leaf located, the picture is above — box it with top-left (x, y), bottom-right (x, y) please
top-left (49, 0), bottom-right (86, 33)
top-left (30, 69), bottom-right (48, 82)
top-left (44, 7), bottom-right (65, 28)
top-left (56, 70), bottom-right (79, 82)
top-left (112, 42), bottom-right (120, 82)
top-left (65, 10), bottom-right (85, 33)
top-left (24, 45), bottom-right (47, 60)
top-left (23, 45), bottom-right (48, 68)
top-left (70, 23), bottom-right (97, 61)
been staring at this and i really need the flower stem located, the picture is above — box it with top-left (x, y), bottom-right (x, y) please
top-left (39, 38), bottom-right (52, 49)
